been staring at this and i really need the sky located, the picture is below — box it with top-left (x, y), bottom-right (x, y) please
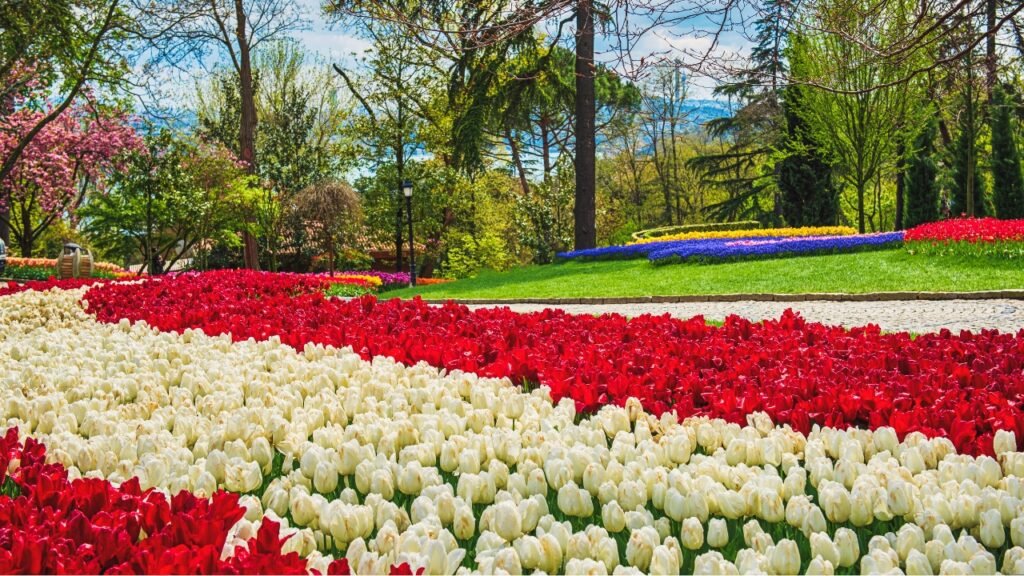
top-left (291, 0), bottom-right (753, 100)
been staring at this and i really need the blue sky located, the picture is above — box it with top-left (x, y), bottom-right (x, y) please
top-left (291, 0), bottom-right (752, 100)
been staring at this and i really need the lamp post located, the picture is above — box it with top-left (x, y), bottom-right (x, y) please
top-left (402, 180), bottom-right (415, 286)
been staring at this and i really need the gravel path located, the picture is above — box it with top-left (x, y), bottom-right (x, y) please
top-left (465, 300), bottom-right (1024, 334)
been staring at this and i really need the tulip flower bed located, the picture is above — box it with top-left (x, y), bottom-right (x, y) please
top-left (906, 218), bottom-right (1024, 258)
top-left (558, 229), bottom-right (898, 263)
top-left (3, 256), bottom-right (132, 280)
top-left (630, 226), bottom-right (856, 245)
top-left (82, 270), bottom-right (1024, 457)
top-left (647, 232), bottom-right (905, 264)
top-left (3, 283), bottom-right (1024, 574)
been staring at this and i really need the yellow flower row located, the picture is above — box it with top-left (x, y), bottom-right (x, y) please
top-left (628, 226), bottom-right (858, 245)
top-left (7, 256), bottom-right (127, 273)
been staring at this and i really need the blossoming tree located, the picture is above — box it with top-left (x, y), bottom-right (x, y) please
top-left (0, 103), bottom-right (142, 256)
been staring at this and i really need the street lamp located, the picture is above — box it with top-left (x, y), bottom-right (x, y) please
top-left (402, 180), bottom-right (415, 286)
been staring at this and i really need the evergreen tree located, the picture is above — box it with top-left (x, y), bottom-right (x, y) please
top-left (949, 94), bottom-right (987, 217)
top-left (691, 0), bottom-right (790, 223)
top-left (776, 84), bottom-right (839, 227)
top-left (903, 107), bottom-right (940, 228)
top-left (991, 84), bottom-right (1024, 218)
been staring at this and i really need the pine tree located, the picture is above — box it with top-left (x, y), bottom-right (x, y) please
top-left (777, 84), bottom-right (839, 226)
top-left (991, 84), bottom-right (1024, 218)
top-left (691, 0), bottom-right (789, 223)
top-left (903, 107), bottom-right (939, 228)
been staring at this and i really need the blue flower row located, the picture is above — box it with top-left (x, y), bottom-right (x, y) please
top-left (556, 232), bottom-right (905, 263)
top-left (648, 232), bottom-right (906, 263)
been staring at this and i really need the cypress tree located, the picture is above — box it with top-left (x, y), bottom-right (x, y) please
top-left (903, 108), bottom-right (939, 228)
top-left (991, 84), bottom-right (1024, 218)
top-left (949, 93), bottom-right (987, 217)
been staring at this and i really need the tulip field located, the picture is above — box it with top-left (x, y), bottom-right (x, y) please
top-left (3, 271), bottom-right (1024, 574)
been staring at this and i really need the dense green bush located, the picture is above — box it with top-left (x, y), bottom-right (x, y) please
top-left (442, 232), bottom-right (514, 279)
top-left (631, 220), bottom-right (762, 241)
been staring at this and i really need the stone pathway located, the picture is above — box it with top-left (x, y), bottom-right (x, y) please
top-left (465, 300), bottom-right (1024, 334)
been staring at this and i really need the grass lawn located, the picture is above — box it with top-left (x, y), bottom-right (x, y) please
top-left (388, 249), bottom-right (1024, 299)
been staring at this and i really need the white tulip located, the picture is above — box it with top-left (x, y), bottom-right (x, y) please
top-left (834, 528), bottom-right (860, 568)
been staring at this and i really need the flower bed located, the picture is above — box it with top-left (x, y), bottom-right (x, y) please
top-left (4, 256), bottom-right (132, 279)
top-left (648, 232), bottom-right (904, 264)
top-left (906, 218), bottom-right (1024, 258)
top-left (558, 227), bottom-right (869, 262)
top-left (82, 270), bottom-right (1024, 457)
top-left (630, 225), bottom-right (856, 245)
top-left (3, 284), bottom-right (1024, 574)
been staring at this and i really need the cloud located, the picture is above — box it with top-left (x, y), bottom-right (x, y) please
top-left (295, 30), bottom-right (372, 62)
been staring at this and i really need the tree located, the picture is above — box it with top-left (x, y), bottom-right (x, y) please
top-left (81, 130), bottom-right (253, 272)
top-left (325, 0), bottom-right (713, 251)
top-left (690, 0), bottom-right (790, 225)
top-left (789, 0), bottom-right (924, 233)
top-left (0, 0), bottom-right (133, 245)
top-left (196, 40), bottom-right (352, 270)
top-left (903, 107), bottom-right (940, 228)
top-left (776, 85), bottom-right (840, 227)
top-left (0, 103), bottom-right (141, 256)
top-left (949, 90), bottom-right (988, 217)
top-left (289, 182), bottom-right (362, 275)
top-left (991, 84), bottom-right (1024, 218)
top-left (135, 0), bottom-right (306, 269)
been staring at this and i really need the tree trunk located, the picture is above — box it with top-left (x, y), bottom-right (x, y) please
top-left (19, 198), bottom-right (32, 256)
top-left (857, 181), bottom-right (866, 234)
top-left (986, 0), bottom-right (997, 102)
top-left (506, 127), bottom-right (531, 196)
top-left (573, 0), bottom-right (597, 250)
top-left (966, 76), bottom-right (976, 217)
top-left (235, 0), bottom-right (260, 270)
top-left (395, 98), bottom-right (405, 273)
top-left (0, 92), bottom-right (12, 247)
top-left (895, 142), bottom-right (905, 230)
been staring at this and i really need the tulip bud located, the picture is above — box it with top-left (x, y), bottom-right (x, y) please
top-left (1012, 517), bottom-right (1024, 547)
top-left (290, 490), bottom-right (319, 527)
top-left (538, 533), bottom-right (563, 575)
top-left (626, 527), bottom-right (658, 572)
top-left (905, 549), bottom-right (933, 576)
top-left (979, 508), bottom-right (1005, 549)
top-left (681, 518), bottom-right (704, 551)
top-left (895, 524), bottom-right (926, 562)
top-left (603, 500), bottom-right (626, 533)
top-left (887, 479), bottom-right (913, 518)
top-left (718, 490), bottom-right (746, 519)
top-left (650, 545), bottom-right (681, 576)
top-left (769, 539), bottom-right (800, 576)
top-left (225, 459), bottom-right (262, 493)
top-left (707, 518), bottom-right (729, 549)
top-left (454, 503), bottom-right (475, 540)
top-left (994, 430), bottom-right (1017, 456)
top-left (805, 556), bottom-right (834, 576)
top-left (834, 528), bottom-right (860, 568)
top-left (593, 536), bottom-right (620, 573)
top-left (810, 533), bottom-right (840, 568)
top-left (493, 500), bottom-right (523, 542)
top-left (314, 460), bottom-right (338, 494)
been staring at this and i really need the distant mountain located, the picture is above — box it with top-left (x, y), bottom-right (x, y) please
top-left (679, 99), bottom-right (737, 128)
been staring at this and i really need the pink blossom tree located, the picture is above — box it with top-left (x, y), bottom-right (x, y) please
top-left (0, 102), bottom-right (142, 256)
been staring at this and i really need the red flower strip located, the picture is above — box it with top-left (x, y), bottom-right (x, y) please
top-left (83, 270), bottom-right (1024, 456)
top-left (905, 217), bottom-right (1024, 243)
top-left (0, 278), bottom-right (109, 297)
top-left (0, 428), bottom-right (315, 574)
